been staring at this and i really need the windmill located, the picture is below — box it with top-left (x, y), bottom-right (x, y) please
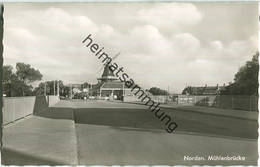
top-left (96, 52), bottom-right (121, 78)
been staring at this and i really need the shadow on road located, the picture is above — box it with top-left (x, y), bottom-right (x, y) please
top-left (2, 147), bottom-right (67, 165)
top-left (35, 107), bottom-right (74, 120)
top-left (74, 108), bottom-right (165, 130)
top-left (74, 107), bottom-right (258, 139)
top-left (32, 103), bottom-right (258, 139)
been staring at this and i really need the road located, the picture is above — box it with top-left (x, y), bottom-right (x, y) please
top-left (2, 100), bottom-right (258, 165)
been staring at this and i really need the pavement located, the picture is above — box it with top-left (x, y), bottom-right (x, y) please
top-left (2, 107), bottom-right (78, 165)
top-left (2, 100), bottom-right (258, 165)
top-left (76, 124), bottom-right (257, 165)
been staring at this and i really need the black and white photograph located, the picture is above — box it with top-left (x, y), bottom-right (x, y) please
top-left (0, 2), bottom-right (258, 166)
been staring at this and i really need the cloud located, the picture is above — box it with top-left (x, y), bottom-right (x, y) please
top-left (3, 3), bottom-right (258, 93)
top-left (210, 41), bottom-right (223, 51)
top-left (137, 3), bottom-right (202, 29)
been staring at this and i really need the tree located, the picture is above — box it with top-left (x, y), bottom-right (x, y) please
top-left (33, 82), bottom-right (45, 96)
top-left (182, 86), bottom-right (192, 95)
top-left (3, 65), bottom-right (32, 96)
top-left (3, 63), bottom-right (43, 97)
top-left (16, 63), bottom-right (42, 84)
top-left (3, 65), bottom-right (13, 82)
top-left (3, 65), bottom-right (15, 96)
top-left (16, 62), bottom-right (42, 96)
top-left (61, 86), bottom-right (70, 97)
top-left (148, 87), bottom-right (169, 95)
top-left (82, 82), bottom-right (90, 89)
top-left (221, 52), bottom-right (259, 95)
top-left (33, 80), bottom-right (66, 96)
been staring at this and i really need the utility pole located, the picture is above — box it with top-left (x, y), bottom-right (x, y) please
top-left (57, 81), bottom-right (60, 96)
top-left (53, 80), bottom-right (56, 96)
top-left (44, 81), bottom-right (47, 96)
top-left (90, 84), bottom-right (92, 96)
top-left (167, 85), bottom-right (170, 103)
top-left (70, 84), bottom-right (72, 99)
top-left (123, 84), bottom-right (125, 98)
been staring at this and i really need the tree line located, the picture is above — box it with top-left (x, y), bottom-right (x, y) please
top-left (221, 52), bottom-right (259, 95)
top-left (3, 62), bottom-right (89, 97)
top-left (3, 62), bottom-right (42, 97)
top-left (3, 62), bottom-right (170, 97)
top-left (4, 52), bottom-right (258, 97)
top-left (181, 52), bottom-right (259, 96)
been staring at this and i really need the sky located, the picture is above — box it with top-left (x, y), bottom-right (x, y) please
top-left (3, 2), bottom-right (258, 93)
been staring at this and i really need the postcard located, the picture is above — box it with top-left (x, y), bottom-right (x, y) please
top-left (1, 1), bottom-right (258, 166)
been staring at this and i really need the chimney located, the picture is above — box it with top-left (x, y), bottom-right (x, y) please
top-left (205, 84), bottom-right (207, 87)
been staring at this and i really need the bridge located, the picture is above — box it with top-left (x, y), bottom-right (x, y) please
top-left (2, 97), bottom-right (258, 165)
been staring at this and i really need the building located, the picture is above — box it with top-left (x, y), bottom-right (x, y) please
top-left (182, 84), bottom-right (226, 95)
top-left (90, 64), bottom-right (132, 100)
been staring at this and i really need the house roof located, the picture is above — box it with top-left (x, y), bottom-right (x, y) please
top-left (204, 87), bottom-right (218, 95)
top-left (102, 65), bottom-right (115, 77)
top-left (101, 81), bottom-right (125, 89)
top-left (186, 85), bottom-right (225, 95)
top-left (89, 82), bottom-right (103, 92)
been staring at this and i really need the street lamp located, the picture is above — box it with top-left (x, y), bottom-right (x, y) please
top-left (57, 81), bottom-right (60, 97)
top-left (44, 81), bottom-right (46, 96)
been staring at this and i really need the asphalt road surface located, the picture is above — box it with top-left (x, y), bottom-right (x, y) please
top-left (2, 100), bottom-right (258, 165)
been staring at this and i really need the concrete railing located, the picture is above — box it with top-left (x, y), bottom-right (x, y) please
top-left (3, 96), bottom-right (36, 125)
top-left (47, 95), bottom-right (60, 107)
top-left (123, 95), bottom-right (140, 102)
top-left (3, 95), bottom-right (60, 125)
top-left (123, 95), bottom-right (169, 104)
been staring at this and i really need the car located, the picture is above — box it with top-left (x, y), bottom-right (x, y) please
top-left (59, 96), bottom-right (66, 100)
top-left (89, 96), bottom-right (95, 100)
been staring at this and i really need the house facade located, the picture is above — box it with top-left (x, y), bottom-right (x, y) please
top-left (90, 65), bottom-right (133, 100)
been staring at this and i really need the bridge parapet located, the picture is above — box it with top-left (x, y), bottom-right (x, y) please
top-left (3, 95), bottom-right (60, 125)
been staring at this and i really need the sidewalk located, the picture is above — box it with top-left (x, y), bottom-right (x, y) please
top-left (2, 107), bottom-right (78, 165)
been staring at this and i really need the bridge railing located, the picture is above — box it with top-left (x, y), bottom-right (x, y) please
top-left (177, 95), bottom-right (258, 112)
top-left (3, 95), bottom-right (60, 125)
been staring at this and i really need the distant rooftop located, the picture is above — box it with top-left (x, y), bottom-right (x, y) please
top-left (183, 84), bottom-right (226, 95)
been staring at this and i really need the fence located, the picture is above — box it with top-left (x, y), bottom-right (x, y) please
top-left (123, 94), bottom-right (258, 112)
top-left (151, 96), bottom-right (169, 103)
top-left (177, 95), bottom-right (258, 112)
top-left (212, 95), bottom-right (258, 111)
top-left (3, 95), bottom-right (60, 125)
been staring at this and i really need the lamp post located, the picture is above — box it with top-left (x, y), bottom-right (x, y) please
top-left (44, 81), bottom-right (46, 96)
top-left (53, 80), bottom-right (56, 95)
top-left (57, 81), bottom-right (60, 96)
top-left (90, 83), bottom-right (92, 96)
top-left (70, 84), bottom-right (72, 99)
